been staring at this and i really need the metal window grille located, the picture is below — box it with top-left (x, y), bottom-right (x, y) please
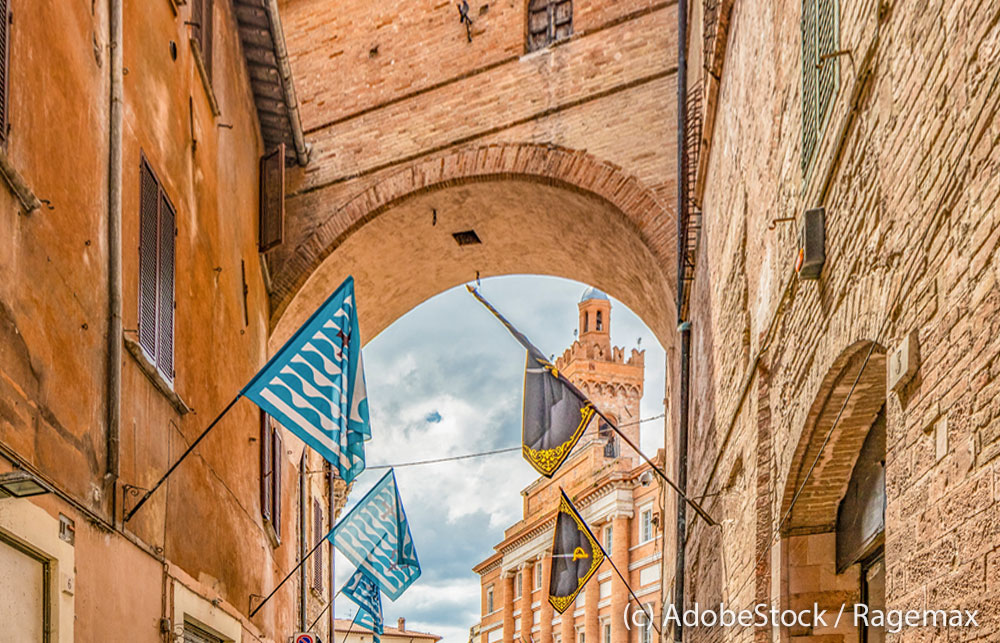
top-left (801, 0), bottom-right (839, 174)
top-left (138, 158), bottom-right (176, 383)
top-left (0, 0), bottom-right (9, 145)
top-left (527, 0), bottom-right (572, 52)
top-left (312, 499), bottom-right (324, 592)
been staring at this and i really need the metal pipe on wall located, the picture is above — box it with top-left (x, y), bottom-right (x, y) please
top-left (106, 0), bottom-right (124, 520)
top-left (674, 0), bottom-right (690, 639)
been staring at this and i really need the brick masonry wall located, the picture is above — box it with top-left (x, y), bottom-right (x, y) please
top-left (270, 0), bottom-right (681, 350)
top-left (685, 0), bottom-right (1000, 639)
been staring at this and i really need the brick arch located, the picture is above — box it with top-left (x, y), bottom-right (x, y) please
top-left (270, 143), bottom-right (676, 326)
top-left (779, 340), bottom-right (887, 536)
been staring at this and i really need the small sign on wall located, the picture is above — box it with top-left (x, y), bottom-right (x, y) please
top-left (888, 330), bottom-right (920, 393)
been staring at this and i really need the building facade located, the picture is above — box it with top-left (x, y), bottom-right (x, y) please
top-left (473, 291), bottom-right (663, 643)
top-left (0, 1), bottom-right (340, 641)
top-left (334, 617), bottom-right (442, 643)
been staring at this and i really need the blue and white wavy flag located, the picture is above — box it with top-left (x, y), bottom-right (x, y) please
top-left (243, 276), bottom-right (371, 483)
top-left (342, 567), bottom-right (383, 642)
top-left (331, 469), bottom-right (421, 600)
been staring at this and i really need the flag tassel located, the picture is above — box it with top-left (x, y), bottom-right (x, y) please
top-left (250, 529), bottom-right (330, 618)
top-left (123, 393), bottom-right (243, 523)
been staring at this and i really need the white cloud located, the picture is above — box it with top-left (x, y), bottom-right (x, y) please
top-left (333, 276), bottom-right (666, 643)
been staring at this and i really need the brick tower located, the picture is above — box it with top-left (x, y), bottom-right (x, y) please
top-left (555, 287), bottom-right (645, 463)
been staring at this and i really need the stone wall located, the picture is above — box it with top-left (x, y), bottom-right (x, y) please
top-left (684, 0), bottom-right (1000, 639)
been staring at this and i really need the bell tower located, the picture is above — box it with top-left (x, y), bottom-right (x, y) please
top-left (556, 287), bottom-right (644, 464)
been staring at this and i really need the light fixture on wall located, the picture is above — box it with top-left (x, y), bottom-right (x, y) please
top-left (0, 470), bottom-right (51, 499)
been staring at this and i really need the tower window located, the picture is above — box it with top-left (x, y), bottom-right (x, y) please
top-left (583, 313), bottom-right (589, 333)
top-left (596, 310), bottom-right (603, 331)
top-left (527, 0), bottom-right (572, 53)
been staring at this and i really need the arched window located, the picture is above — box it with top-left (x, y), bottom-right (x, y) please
top-left (527, 0), bottom-right (573, 53)
top-left (596, 310), bottom-right (603, 331)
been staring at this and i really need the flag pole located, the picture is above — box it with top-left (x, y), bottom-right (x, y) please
top-left (251, 528), bottom-right (330, 618)
top-left (124, 393), bottom-right (243, 523)
top-left (465, 285), bottom-right (717, 527)
top-left (309, 587), bottom-right (343, 632)
top-left (563, 490), bottom-right (662, 637)
top-left (592, 406), bottom-right (718, 527)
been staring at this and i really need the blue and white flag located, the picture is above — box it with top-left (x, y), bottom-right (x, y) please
top-left (243, 276), bottom-right (371, 484)
top-left (331, 469), bottom-right (421, 600)
top-left (342, 567), bottom-right (383, 642)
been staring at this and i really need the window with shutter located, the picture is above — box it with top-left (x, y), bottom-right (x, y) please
top-left (0, 0), bottom-right (9, 145)
top-left (190, 0), bottom-right (214, 83)
top-left (260, 412), bottom-right (273, 523)
top-left (312, 499), bottom-right (323, 592)
top-left (183, 621), bottom-right (223, 643)
top-left (527, 0), bottom-right (572, 53)
top-left (272, 427), bottom-right (283, 543)
top-left (137, 157), bottom-right (177, 383)
top-left (258, 144), bottom-right (285, 252)
top-left (801, 0), bottom-right (839, 175)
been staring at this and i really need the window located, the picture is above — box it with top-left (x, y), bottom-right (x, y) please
top-left (190, 0), bottom-right (215, 82)
top-left (0, 0), bottom-right (10, 145)
top-left (639, 609), bottom-right (653, 643)
top-left (603, 525), bottom-right (613, 552)
top-left (260, 412), bottom-right (283, 544)
top-left (312, 498), bottom-right (324, 592)
top-left (183, 621), bottom-right (223, 643)
top-left (640, 508), bottom-right (653, 543)
top-left (527, 0), bottom-right (572, 53)
top-left (138, 157), bottom-right (176, 382)
top-left (595, 311), bottom-right (603, 331)
top-left (486, 585), bottom-right (494, 613)
top-left (534, 561), bottom-right (542, 590)
top-left (258, 144), bottom-right (285, 252)
top-left (599, 421), bottom-right (618, 458)
top-left (603, 622), bottom-right (611, 643)
top-left (515, 571), bottom-right (522, 599)
top-left (801, 0), bottom-right (839, 174)
top-left (578, 632), bottom-right (585, 643)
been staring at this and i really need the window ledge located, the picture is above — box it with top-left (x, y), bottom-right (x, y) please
top-left (0, 147), bottom-right (43, 214)
top-left (190, 38), bottom-right (221, 117)
top-left (124, 334), bottom-right (191, 415)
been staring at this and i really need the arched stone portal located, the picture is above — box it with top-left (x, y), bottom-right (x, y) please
top-left (268, 143), bottom-right (678, 348)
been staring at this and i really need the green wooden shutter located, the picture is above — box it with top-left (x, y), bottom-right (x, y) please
top-left (801, 0), bottom-right (818, 174)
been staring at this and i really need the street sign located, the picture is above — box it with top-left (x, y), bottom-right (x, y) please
top-left (292, 634), bottom-right (317, 643)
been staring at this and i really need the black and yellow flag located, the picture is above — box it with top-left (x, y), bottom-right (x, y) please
top-left (548, 489), bottom-right (605, 613)
top-left (467, 286), bottom-right (596, 477)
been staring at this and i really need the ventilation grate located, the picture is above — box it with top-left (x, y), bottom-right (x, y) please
top-left (452, 230), bottom-right (482, 246)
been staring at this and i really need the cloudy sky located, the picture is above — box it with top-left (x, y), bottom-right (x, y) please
top-left (334, 275), bottom-right (666, 642)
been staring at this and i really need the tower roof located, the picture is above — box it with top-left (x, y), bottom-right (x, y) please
top-left (580, 287), bottom-right (609, 302)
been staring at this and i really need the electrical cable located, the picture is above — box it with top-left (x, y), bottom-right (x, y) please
top-left (365, 413), bottom-right (667, 470)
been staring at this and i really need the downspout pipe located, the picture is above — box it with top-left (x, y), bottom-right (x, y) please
top-left (264, 0), bottom-right (309, 166)
top-left (106, 0), bottom-right (124, 521)
top-left (674, 0), bottom-right (689, 640)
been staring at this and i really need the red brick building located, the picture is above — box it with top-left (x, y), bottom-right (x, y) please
top-left (473, 291), bottom-right (664, 643)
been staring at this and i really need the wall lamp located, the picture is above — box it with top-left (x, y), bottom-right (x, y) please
top-left (0, 470), bottom-right (51, 499)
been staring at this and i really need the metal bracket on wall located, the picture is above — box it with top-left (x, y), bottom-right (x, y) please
top-left (768, 216), bottom-right (796, 230)
top-left (120, 483), bottom-right (148, 520)
top-left (457, 1), bottom-right (473, 42)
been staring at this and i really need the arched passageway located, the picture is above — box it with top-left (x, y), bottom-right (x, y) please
top-left (268, 144), bottom-right (678, 348)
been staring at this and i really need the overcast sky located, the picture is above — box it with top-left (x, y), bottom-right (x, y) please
top-left (333, 275), bottom-right (666, 643)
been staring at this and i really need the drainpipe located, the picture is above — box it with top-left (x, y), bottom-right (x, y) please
top-left (674, 0), bottom-right (689, 640)
top-left (263, 0), bottom-right (309, 166)
top-left (106, 0), bottom-right (124, 521)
